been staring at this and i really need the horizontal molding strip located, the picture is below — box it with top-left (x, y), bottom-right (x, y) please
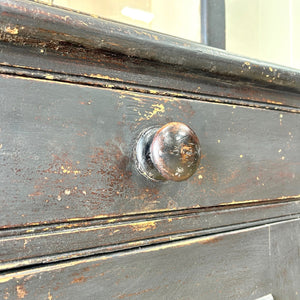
top-left (1, 199), bottom-right (300, 271)
top-left (0, 0), bottom-right (300, 93)
top-left (0, 67), bottom-right (300, 113)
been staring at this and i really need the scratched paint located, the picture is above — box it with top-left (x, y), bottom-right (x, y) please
top-left (0, 63), bottom-right (299, 232)
top-left (130, 221), bottom-right (157, 232)
top-left (16, 285), bottom-right (27, 299)
top-left (138, 103), bottom-right (165, 121)
top-left (4, 26), bottom-right (19, 35)
top-left (47, 290), bottom-right (53, 300)
top-left (89, 74), bottom-right (123, 82)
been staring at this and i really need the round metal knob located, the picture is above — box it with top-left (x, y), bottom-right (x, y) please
top-left (135, 122), bottom-right (201, 182)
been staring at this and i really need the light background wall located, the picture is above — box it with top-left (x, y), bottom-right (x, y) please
top-left (226, 0), bottom-right (300, 69)
top-left (39, 0), bottom-right (300, 69)
top-left (50, 0), bottom-right (201, 42)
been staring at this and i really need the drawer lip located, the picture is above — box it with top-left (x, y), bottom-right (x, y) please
top-left (1, 199), bottom-right (300, 271)
top-left (1, 0), bottom-right (300, 93)
top-left (1, 219), bottom-right (299, 299)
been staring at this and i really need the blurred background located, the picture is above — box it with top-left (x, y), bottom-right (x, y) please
top-left (37, 0), bottom-right (300, 69)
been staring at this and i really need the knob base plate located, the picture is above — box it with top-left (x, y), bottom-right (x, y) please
top-left (134, 127), bottom-right (166, 181)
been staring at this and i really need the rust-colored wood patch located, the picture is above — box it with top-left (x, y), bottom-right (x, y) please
top-left (0, 75), bottom-right (299, 229)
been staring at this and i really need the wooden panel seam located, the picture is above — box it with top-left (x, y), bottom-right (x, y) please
top-left (1, 200), bottom-right (300, 271)
top-left (1, 215), bottom-right (300, 274)
top-left (0, 71), bottom-right (299, 113)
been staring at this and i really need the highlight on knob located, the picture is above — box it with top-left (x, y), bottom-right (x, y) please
top-left (134, 122), bottom-right (201, 182)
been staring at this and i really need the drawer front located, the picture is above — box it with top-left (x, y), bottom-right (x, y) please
top-left (1, 219), bottom-right (299, 300)
top-left (0, 75), bottom-right (299, 228)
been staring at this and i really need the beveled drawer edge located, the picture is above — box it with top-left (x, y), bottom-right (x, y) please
top-left (1, 70), bottom-right (300, 113)
top-left (1, 219), bottom-right (299, 299)
top-left (1, 0), bottom-right (300, 93)
top-left (1, 199), bottom-right (300, 272)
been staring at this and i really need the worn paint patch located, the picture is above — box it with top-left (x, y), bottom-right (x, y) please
top-left (219, 194), bottom-right (300, 206)
top-left (131, 221), bottom-right (157, 232)
top-left (26, 154), bottom-right (83, 202)
top-left (34, 0), bottom-right (53, 5)
top-left (138, 103), bottom-right (165, 121)
top-left (64, 189), bottom-right (71, 195)
top-left (0, 258), bottom-right (100, 284)
top-left (3, 289), bottom-right (9, 300)
top-left (48, 290), bottom-right (53, 300)
top-left (71, 276), bottom-right (87, 284)
top-left (5, 26), bottom-right (19, 35)
top-left (89, 74), bottom-right (122, 82)
top-left (28, 191), bottom-right (43, 197)
top-left (242, 61), bottom-right (251, 70)
top-left (16, 285), bottom-right (27, 299)
top-left (23, 239), bottom-right (28, 249)
top-left (198, 235), bottom-right (222, 245)
top-left (45, 74), bottom-right (54, 80)
top-left (60, 165), bottom-right (80, 175)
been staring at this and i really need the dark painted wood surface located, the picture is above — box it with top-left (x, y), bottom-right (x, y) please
top-left (0, 75), bottom-right (299, 229)
top-left (1, 219), bottom-right (299, 300)
top-left (1, 1), bottom-right (300, 110)
top-left (0, 1), bottom-right (299, 296)
top-left (1, 43), bottom-right (300, 111)
top-left (0, 200), bottom-right (300, 271)
top-left (1, 0), bottom-right (300, 93)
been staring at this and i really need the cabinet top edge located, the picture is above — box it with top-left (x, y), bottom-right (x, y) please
top-left (1, 0), bottom-right (300, 93)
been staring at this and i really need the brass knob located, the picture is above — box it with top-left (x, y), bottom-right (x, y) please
top-left (135, 122), bottom-right (201, 181)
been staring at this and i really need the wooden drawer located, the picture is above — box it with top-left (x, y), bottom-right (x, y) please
top-left (0, 75), bottom-right (299, 229)
top-left (0, 2), bottom-right (300, 298)
top-left (1, 219), bottom-right (299, 300)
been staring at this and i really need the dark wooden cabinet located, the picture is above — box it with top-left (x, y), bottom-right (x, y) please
top-left (0, 1), bottom-right (300, 299)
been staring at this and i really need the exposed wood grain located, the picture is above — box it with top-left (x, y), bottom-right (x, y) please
top-left (1, 58), bottom-right (300, 112)
top-left (0, 219), bottom-right (299, 299)
top-left (0, 1), bottom-right (299, 297)
top-left (1, 44), bottom-right (300, 111)
top-left (0, 75), bottom-right (299, 229)
top-left (0, 200), bottom-right (300, 271)
top-left (0, 0), bottom-right (300, 93)
top-left (1, 1), bottom-right (300, 109)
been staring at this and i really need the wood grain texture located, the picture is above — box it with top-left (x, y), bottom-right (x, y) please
top-left (0, 1), bottom-right (299, 297)
top-left (1, 1), bottom-right (300, 110)
top-left (1, 44), bottom-right (300, 111)
top-left (0, 219), bottom-right (299, 300)
top-left (0, 200), bottom-right (299, 271)
top-left (0, 0), bottom-right (300, 92)
top-left (0, 75), bottom-right (299, 229)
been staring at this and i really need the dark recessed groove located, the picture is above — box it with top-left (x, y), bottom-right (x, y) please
top-left (1, 0), bottom-right (300, 92)
top-left (0, 196), bottom-right (299, 233)
top-left (0, 66), bottom-right (299, 113)
top-left (1, 214), bottom-right (299, 273)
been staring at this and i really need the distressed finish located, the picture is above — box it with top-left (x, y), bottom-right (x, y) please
top-left (150, 122), bottom-right (201, 181)
top-left (1, 1), bottom-right (300, 109)
top-left (1, 219), bottom-right (300, 300)
top-left (0, 200), bottom-right (300, 271)
top-left (0, 1), bottom-right (300, 299)
top-left (0, 0), bottom-right (299, 92)
top-left (0, 75), bottom-right (299, 229)
top-left (135, 122), bottom-right (201, 181)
